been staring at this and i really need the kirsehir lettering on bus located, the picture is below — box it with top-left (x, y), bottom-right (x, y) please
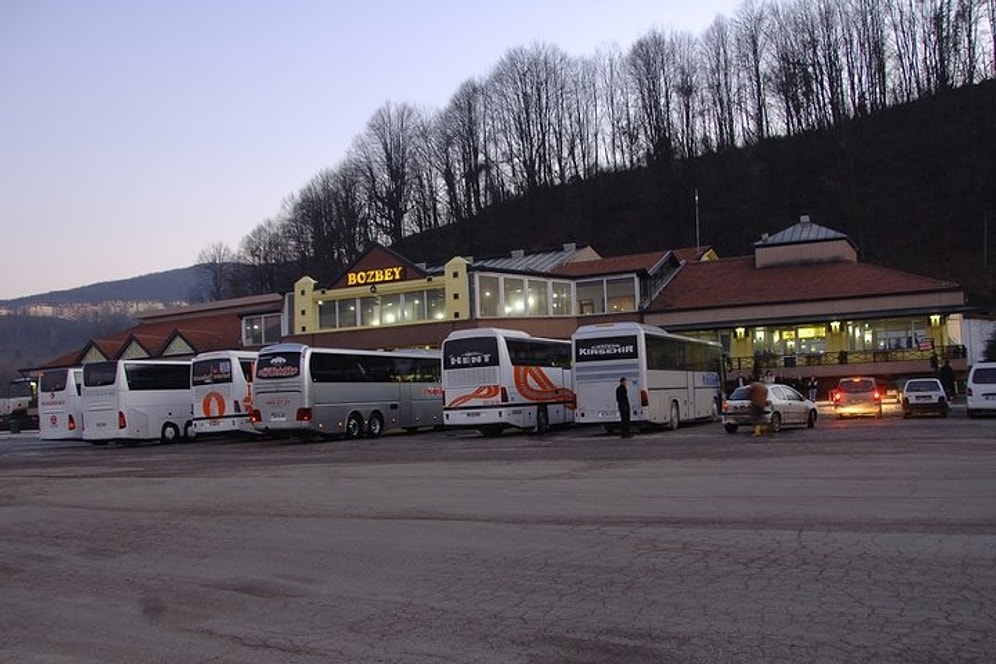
top-left (442, 328), bottom-right (575, 437)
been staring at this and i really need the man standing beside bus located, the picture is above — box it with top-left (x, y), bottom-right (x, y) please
top-left (616, 377), bottom-right (632, 438)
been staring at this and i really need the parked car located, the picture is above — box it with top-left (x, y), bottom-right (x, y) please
top-left (722, 383), bottom-right (818, 434)
top-left (901, 377), bottom-right (949, 417)
top-left (832, 376), bottom-right (883, 418)
top-left (966, 361), bottom-right (996, 417)
top-left (882, 380), bottom-right (904, 404)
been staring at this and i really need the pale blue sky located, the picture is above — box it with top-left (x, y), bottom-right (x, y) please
top-left (0, 0), bottom-right (740, 300)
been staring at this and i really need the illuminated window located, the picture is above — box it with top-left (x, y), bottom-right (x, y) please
top-left (503, 277), bottom-right (525, 316)
top-left (551, 281), bottom-right (572, 315)
top-left (478, 275), bottom-right (499, 317)
top-left (242, 313), bottom-right (282, 346)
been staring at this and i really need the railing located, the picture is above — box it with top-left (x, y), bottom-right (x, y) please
top-left (729, 345), bottom-right (967, 372)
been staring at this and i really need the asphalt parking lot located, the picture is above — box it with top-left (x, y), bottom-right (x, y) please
top-left (2, 407), bottom-right (994, 664)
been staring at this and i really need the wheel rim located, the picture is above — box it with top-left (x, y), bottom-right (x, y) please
top-left (368, 414), bottom-right (383, 437)
top-left (347, 414), bottom-right (362, 438)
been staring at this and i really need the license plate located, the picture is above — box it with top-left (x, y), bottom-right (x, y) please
top-left (270, 412), bottom-right (286, 421)
top-left (915, 396), bottom-right (930, 401)
top-left (465, 412), bottom-right (481, 418)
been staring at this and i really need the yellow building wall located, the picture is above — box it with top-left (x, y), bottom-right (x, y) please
top-left (444, 257), bottom-right (471, 321)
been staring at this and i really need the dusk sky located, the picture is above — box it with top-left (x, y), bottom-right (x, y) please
top-left (0, 0), bottom-right (741, 300)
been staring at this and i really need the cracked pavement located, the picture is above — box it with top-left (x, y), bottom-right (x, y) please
top-left (1, 416), bottom-right (994, 663)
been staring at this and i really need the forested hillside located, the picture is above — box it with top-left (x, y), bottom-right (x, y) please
top-left (395, 80), bottom-right (996, 307)
top-left (202, 0), bottom-right (995, 308)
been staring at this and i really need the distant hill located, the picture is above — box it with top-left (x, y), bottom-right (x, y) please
top-left (0, 265), bottom-right (215, 387)
top-left (0, 265), bottom-right (209, 307)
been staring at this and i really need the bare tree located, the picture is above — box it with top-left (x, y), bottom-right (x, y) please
top-left (354, 101), bottom-right (427, 244)
top-left (435, 79), bottom-right (489, 222)
top-left (195, 241), bottom-right (236, 302)
top-left (701, 16), bottom-right (739, 147)
top-left (627, 30), bottom-right (678, 161)
top-left (735, 0), bottom-right (771, 142)
top-left (488, 43), bottom-right (571, 192)
top-left (595, 45), bottom-right (641, 170)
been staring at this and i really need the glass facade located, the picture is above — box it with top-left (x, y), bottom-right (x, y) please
top-left (473, 273), bottom-right (579, 318)
top-left (315, 288), bottom-right (446, 330)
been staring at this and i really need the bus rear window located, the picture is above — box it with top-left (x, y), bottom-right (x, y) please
top-left (40, 370), bottom-right (69, 393)
top-left (256, 352), bottom-right (302, 379)
top-left (84, 361), bottom-right (119, 387)
top-left (193, 359), bottom-right (234, 386)
top-left (443, 337), bottom-right (500, 370)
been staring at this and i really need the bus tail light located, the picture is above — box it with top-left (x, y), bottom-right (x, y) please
top-left (117, 411), bottom-right (127, 429)
top-left (67, 414), bottom-right (77, 431)
top-left (500, 387), bottom-right (509, 403)
top-left (296, 408), bottom-right (313, 422)
top-left (249, 409), bottom-right (262, 424)
top-left (640, 390), bottom-right (649, 408)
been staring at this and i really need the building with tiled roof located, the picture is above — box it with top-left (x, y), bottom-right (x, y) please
top-left (646, 216), bottom-right (969, 382)
top-left (29, 217), bottom-right (972, 388)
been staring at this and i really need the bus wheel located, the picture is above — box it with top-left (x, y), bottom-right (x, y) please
top-left (366, 412), bottom-right (384, 438)
top-left (668, 402), bottom-right (680, 431)
top-left (183, 421), bottom-right (195, 440)
top-left (534, 406), bottom-right (550, 434)
top-left (160, 422), bottom-right (180, 444)
top-left (345, 412), bottom-right (364, 439)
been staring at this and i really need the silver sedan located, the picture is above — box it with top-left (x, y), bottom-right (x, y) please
top-left (722, 383), bottom-right (819, 433)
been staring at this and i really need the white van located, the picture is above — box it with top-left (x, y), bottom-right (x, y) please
top-left (965, 361), bottom-right (996, 417)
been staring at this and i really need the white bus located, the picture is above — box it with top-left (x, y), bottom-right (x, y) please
top-left (251, 343), bottom-right (443, 439)
top-left (190, 350), bottom-right (258, 438)
top-left (38, 367), bottom-right (84, 440)
top-left (572, 322), bottom-right (724, 431)
top-left (442, 328), bottom-right (574, 435)
top-left (82, 359), bottom-right (193, 445)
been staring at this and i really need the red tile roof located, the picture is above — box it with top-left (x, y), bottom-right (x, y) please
top-left (33, 312), bottom-right (244, 370)
top-left (651, 257), bottom-right (962, 311)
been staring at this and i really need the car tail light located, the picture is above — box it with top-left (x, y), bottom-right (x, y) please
top-left (721, 401), bottom-right (730, 413)
top-left (831, 390), bottom-right (841, 402)
top-left (296, 408), bottom-right (313, 422)
top-left (118, 411), bottom-right (127, 429)
top-left (873, 391), bottom-right (881, 401)
top-left (640, 390), bottom-right (649, 407)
